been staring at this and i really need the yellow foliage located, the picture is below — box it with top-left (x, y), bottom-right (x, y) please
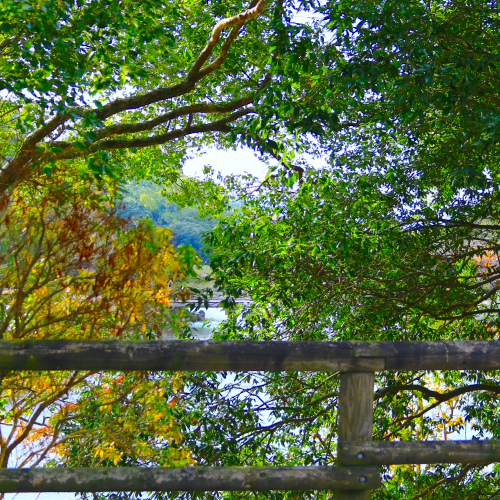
top-left (0, 168), bottom-right (197, 469)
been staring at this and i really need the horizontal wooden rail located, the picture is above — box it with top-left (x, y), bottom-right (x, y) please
top-left (338, 440), bottom-right (500, 465)
top-left (0, 466), bottom-right (379, 492)
top-left (2, 340), bottom-right (500, 371)
top-left (0, 340), bottom-right (379, 371)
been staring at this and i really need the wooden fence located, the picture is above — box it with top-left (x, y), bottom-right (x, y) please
top-left (1, 340), bottom-right (500, 499)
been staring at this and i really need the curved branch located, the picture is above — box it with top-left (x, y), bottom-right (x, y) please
top-left (3, 372), bottom-right (87, 466)
top-left (95, 0), bottom-right (265, 122)
top-left (0, 1), bottom-right (267, 193)
top-left (53, 108), bottom-right (254, 158)
top-left (95, 95), bottom-right (255, 141)
top-left (188, 0), bottom-right (266, 80)
top-left (375, 383), bottom-right (500, 402)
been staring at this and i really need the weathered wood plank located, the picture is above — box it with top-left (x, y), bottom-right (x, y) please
top-left (0, 340), bottom-right (382, 372)
top-left (3, 340), bottom-right (500, 372)
top-left (338, 440), bottom-right (500, 465)
top-left (0, 467), bottom-right (380, 492)
top-left (351, 341), bottom-right (500, 371)
top-left (337, 372), bottom-right (376, 500)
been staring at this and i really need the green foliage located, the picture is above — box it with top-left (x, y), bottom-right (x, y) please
top-left (194, 1), bottom-right (500, 498)
top-left (60, 0), bottom-right (500, 496)
top-left (5, 0), bottom-right (500, 497)
top-left (118, 181), bottom-right (216, 260)
top-left (0, 0), bottom-right (328, 192)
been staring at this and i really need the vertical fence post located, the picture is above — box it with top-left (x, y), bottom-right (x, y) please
top-left (336, 372), bottom-right (375, 500)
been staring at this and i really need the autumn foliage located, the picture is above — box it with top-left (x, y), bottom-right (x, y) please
top-left (0, 167), bottom-right (196, 471)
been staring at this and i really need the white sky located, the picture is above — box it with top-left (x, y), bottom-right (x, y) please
top-left (183, 147), bottom-right (270, 180)
top-left (183, 146), bottom-right (328, 182)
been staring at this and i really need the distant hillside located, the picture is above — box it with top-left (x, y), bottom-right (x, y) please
top-left (117, 181), bottom-right (216, 260)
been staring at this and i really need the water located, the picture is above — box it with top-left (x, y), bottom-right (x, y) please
top-left (189, 307), bottom-right (226, 339)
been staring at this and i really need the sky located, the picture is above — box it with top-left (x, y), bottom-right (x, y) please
top-left (183, 147), bottom-right (270, 180)
top-left (182, 146), bottom-right (328, 183)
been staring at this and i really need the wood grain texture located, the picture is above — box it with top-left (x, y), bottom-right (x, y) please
top-left (351, 341), bottom-right (500, 371)
top-left (338, 440), bottom-right (500, 465)
top-left (0, 340), bottom-right (381, 372)
top-left (337, 372), bottom-right (376, 500)
top-left (0, 467), bottom-right (380, 492)
top-left (2, 340), bottom-right (500, 372)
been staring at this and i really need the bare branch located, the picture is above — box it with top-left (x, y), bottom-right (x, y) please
top-left (188, 0), bottom-right (265, 80)
top-left (93, 0), bottom-right (265, 123)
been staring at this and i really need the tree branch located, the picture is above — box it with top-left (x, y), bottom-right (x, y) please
top-left (53, 109), bottom-right (254, 159)
top-left (188, 0), bottom-right (265, 80)
top-left (0, 0), bottom-right (267, 194)
top-left (93, 0), bottom-right (265, 123)
top-left (94, 95), bottom-right (255, 141)
top-left (409, 464), bottom-right (474, 500)
top-left (375, 383), bottom-right (500, 402)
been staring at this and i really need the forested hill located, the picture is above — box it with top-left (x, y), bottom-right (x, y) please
top-left (117, 181), bottom-right (216, 261)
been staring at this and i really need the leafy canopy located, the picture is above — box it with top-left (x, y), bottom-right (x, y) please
top-left (196, 0), bottom-right (500, 498)
top-left (0, 0), bottom-right (328, 192)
